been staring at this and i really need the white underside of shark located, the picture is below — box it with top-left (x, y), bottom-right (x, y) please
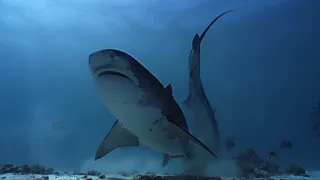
top-left (95, 75), bottom-right (186, 155)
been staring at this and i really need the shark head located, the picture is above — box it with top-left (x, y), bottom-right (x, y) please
top-left (89, 49), bottom-right (144, 112)
top-left (89, 49), bottom-right (140, 86)
top-left (89, 49), bottom-right (168, 110)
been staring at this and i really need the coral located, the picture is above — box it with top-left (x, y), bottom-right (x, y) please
top-left (253, 168), bottom-right (270, 178)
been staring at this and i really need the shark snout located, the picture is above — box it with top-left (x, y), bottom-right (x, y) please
top-left (89, 50), bottom-right (114, 74)
top-left (88, 49), bottom-right (134, 78)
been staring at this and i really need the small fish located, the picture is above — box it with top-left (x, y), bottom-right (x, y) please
top-left (268, 151), bottom-right (277, 160)
top-left (310, 101), bottom-right (320, 120)
top-left (269, 151), bottom-right (277, 156)
top-left (299, 160), bottom-right (305, 170)
top-left (312, 122), bottom-right (320, 131)
top-left (280, 140), bottom-right (293, 149)
top-left (225, 138), bottom-right (236, 150)
top-left (52, 121), bottom-right (65, 132)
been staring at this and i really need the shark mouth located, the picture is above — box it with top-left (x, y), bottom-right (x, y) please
top-left (97, 70), bottom-right (129, 79)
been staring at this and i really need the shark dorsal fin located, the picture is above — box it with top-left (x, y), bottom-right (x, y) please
top-left (165, 84), bottom-right (172, 95)
top-left (192, 34), bottom-right (200, 50)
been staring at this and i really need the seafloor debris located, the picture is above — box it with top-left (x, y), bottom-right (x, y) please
top-left (133, 174), bottom-right (167, 180)
top-left (233, 148), bottom-right (270, 177)
top-left (225, 137), bottom-right (236, 150)
top-left (280, 140), bottom-right (293, 149)
top-left (118, 171), bottom-right (136, 177)
top-left (0, 164), bottom-right (227, 180)
top-left (132, 172), bottom-right (222, 180)
top-left (0, 164), bottom-right (55, 175)
top-left (0, 162), bottom-right (310, 180)
top-left (0, 164), bottom-right (110, 179)
top-left (234, 148), bottom-right (310, 178)
top-left (285, 164), bottom-right (310, 177)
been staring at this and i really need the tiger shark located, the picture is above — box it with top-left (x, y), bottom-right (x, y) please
top-left (88, 49), bottom-right (218, 166)
top-left (182, 10), bottom-right (233, 173)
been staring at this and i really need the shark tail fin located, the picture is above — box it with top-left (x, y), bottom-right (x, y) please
top-left (199, 10), bottom-right (234, 42)
top-left (183, 94), bottom-right (193, 109)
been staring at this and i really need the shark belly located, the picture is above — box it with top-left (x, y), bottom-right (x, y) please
top-left (121, 107), bottom-right (186, 156)
top-left (95, 75), bottom-right (186, 156)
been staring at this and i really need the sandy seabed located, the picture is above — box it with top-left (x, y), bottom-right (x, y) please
top-left (0, 171), bottom-right (320, 180)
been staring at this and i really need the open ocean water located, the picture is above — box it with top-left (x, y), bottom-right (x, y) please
top-left (1, 0), bottom-right (320, 179)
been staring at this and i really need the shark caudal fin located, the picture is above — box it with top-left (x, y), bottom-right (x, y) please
top-left (95, 120), bottom-right (139, 160)
top-left (198, 10), bottom-right (234, 43)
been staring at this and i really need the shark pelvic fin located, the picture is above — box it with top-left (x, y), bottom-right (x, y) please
top-left (162, 153), bottom-right (170, 167)
top-left (165, 84), bottom-right (173, 95)
top-left (168, 120), bottom-right (218, 159)
top-left (183, 94), bottom-right (193, 109)
top-left (162, 153), bottom-right (186, 167)
top-left (95, 120), bottom-right (139, 160)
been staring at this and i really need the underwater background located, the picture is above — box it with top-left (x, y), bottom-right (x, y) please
top-left (0, 0), bottom-right (320, 177)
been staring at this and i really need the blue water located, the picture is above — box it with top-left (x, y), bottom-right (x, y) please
top-left (0, 0), bottom-right (319, 176)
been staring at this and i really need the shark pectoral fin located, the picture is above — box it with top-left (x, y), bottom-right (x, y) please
top-left (168, 121), bottom-right (218, 160)
top-left (165, 84), bottom-right (173, 95)
top-left (95, 120), bottom-right (139, 160)
top-left (183, 94), bottom-right (193, 109)
top-left (162, 153), bottom-right (170, 167)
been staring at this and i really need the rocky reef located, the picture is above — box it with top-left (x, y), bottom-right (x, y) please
top-left (133, 172), bottom-right (222, 180)
top-left (284, 164), bottom-right (309, 177)
top-left (0, 159), bottom-right (312, 180)
top-left (0, 164), bottom-right (54, 175)
top-left (0, 164), bottom-right (224, 180)
top-left (0, 164), bottom-right (108, 180)
top-left (234, 148), bottom-right (310, 179)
